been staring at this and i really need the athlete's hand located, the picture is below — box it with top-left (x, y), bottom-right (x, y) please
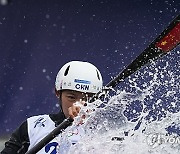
top-left (68, 101), bottom-right (87, 119)
top-left (68, 105), bottom-right (81, 119)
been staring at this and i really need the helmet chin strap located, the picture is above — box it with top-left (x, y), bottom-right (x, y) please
top-left (57, 90), bottom-right (63, 110)
top-left (59, 98), bottom-right (63, 112)
top-left (55, 88), bottom-right (64, 113)
top-left (57, 92), bottom-right (67, 126)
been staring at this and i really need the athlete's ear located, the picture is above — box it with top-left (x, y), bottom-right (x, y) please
top-left (55, 88), bottom-right (61, 99)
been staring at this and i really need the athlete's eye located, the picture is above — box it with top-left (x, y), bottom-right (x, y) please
top-left (67, 95), bottom-right (76, 100)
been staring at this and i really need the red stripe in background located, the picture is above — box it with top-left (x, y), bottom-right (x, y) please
top-left (155, 22), bottom-right (180, 52)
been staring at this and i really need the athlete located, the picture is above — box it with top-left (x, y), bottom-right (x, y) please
top-left (1, 61), bottom-right (103, 154)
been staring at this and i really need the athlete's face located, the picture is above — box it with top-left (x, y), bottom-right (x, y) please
top-left (60, 90), bottom-right (92, 118)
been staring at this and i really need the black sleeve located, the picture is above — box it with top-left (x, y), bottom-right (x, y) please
top-left (1, 121), bottom-right (30, 154)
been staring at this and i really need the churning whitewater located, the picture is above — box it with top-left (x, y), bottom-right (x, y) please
top-left (65, 51), bottom-right (179, 154)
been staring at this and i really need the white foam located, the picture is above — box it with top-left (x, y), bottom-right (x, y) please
top-left (67, 51), bottom-right (180, 153)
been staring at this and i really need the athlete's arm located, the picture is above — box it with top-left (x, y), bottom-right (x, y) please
top-left (1, 121), bottom-right (30, 154)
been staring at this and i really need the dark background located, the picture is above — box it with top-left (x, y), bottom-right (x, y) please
top-left (0, 0), bottom-right (179, 136)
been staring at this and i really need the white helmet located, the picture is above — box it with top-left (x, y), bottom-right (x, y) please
top-left (55, 61), bottom-right (103, 94)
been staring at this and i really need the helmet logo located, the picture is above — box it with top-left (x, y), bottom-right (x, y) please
top-left (74, 79), bottom-right (91, 91)
top-left (63, 81), bottom-right (66, 86)
top-left (75, 84), bottom-right (89, 91)
top-left (68, 82), bottom-right (71, 86)
top-left (74, 79), bottom-right (91, 84)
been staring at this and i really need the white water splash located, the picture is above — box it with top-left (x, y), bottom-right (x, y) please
top-left (68, 99), bottom-right (179, 154)
top-left (66, 51), bottom-right (180, 154)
